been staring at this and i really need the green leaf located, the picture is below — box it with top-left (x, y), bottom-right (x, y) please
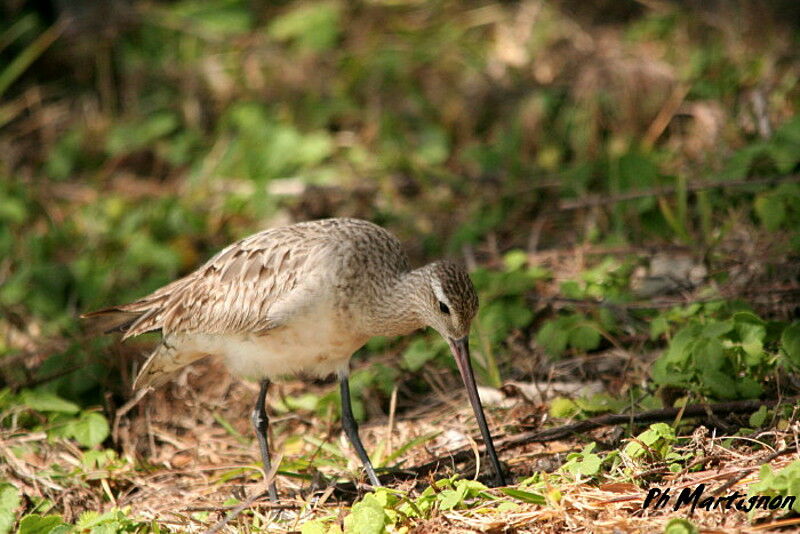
top-left (735, 315), bottom-right (766, 361)
top-left (503, 249), bottom-right (528, 271)
top-left (17, 514), bottom-right (69, 534)
top-left (695, 337), bottom-right (725, 371)
top-left (268, 1), bottom-right (342, 51)
top-left (20, 390), bottom-right (80, 414)
top-left (343, 494), bottom-right (387, 534)
top-left (754, 193), bottom-right (786, 231)
top-left (300, 521), bottom-right (328, 534)
top-left (559, 280), bottom-right (583, 299)
top-left (618, 152), bottom-right (659, 190)
top-left (568, 323), bottom-right (601, 351)
top-left (105, 112), bottom-right (179, 155)
top-left (781, 322), bottom-right (800, 366)
top-left (69, 412), bottom-right (110, 448)
top-left (549, 397), bottom-right (579, 418)
top-left (749, 406), bottom-right (769, 427)
top-left (168, 2), bottom-right (253, 36)
top-left (402, 338), bottom-right (437, 372)
top-left (0, 484), bottom-right (21, 534)
top-left (736, 377), bottom-right (763, 399)
top-left (624, 423), bottom-right (675, 458)
top-left (663, 325), bottom-right (700, 364)
top-left (536, 319), bottom-right (570, 357)
top-left (501, 488), bottom-right (546, 504)
top-left (416, 125), bottom-right (450, 166)
top-left (748, 461), bottom-right (800, 512)
top-left (575, 394), bottom-right (626, 413)
top-left (566, 452), bottom-right (602, 476)
top-left (701, 368), bottom-right (738, 400)
top-left (663, 518), bottom-right (698, 534)
top-left (701, 320), bottom-right (733, 339)
top-left (438, 484), bottom-right (468, 510)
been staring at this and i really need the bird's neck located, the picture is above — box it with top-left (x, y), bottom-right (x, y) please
top-left (359, 267), bottom-right (430, 338)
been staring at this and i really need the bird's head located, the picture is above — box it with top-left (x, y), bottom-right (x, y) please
top-left (417, 260), bottom-right (506, 485)
top-left (420, 260), bottom-right (479, 341)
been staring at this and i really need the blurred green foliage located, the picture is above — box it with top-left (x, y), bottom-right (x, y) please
top-left (0, 0), bottom-right (797, 438)
top-left (0, 0), bottom-right (799, 527)
top-left (652, 308), bottom-right (796, 400)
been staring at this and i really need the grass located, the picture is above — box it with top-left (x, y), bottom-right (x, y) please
top-left (1, 0), bottom-right (800, 532)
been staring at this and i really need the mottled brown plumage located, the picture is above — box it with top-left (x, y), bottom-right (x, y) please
top-left (84, 217), bottom-right (505, 492)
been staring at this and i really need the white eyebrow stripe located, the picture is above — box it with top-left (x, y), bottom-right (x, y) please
top-left (431, 278), bottom-right (452, 309)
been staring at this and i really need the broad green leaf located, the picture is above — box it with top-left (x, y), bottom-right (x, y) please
top-left (732, 311), bottom-right (765, 325)
top-left (300, 521), bottom-right (327, 534)
top-left (106, 112), bottom-right (179, 155)
top-left (736, 377), bottom-right (763, 399)
top-left (503, 249), bottom-right (528, 271)
top-left (416, 126), bottom-right (450, 166)
top-left (737, 319), bottom-right (766, 361)
top-left (749, 406), bottom-right (769, 427)
top-left (695, 337), bottom-right (725, 371)
top-left (283, 393), bottom-right (320, 412)
top-left (69, 412), bottom-right (110, 448)
top-left (17, 514), bottom-right (69, 534)
top-left (663, 325), bottom-right (700, 364)
top-left (625, 423), bottom-right (675, 458)
top-left (701, 320), bottom-right (733, 339)
top-left (20, 391), bottom-right (80, 414)
top-left (781, 322), bottom-right (800, 366)
top-left (566, 452), bottom-right (602, 476)
top-left (0, 484), bottom-right (20, 534)
top-left (343, 494), bottom-right (386, 534)
top-left (549, 397), bottom-right (579, 418)
top-left (575, 394), bottom-right (626, 413)
top-left (501, 488), bottom-right (546, 504)
top-left (640, 423), bottom-right (674, 445)
top-left (438, 484), bottom-right (468, 510)
top-left (536, 320), bottom-right (569, 357)
top-left (559, 280), bottom-right (583, 299)
top-left (754, 193), bottom-right (786, 231)
top-left (618, 152), bottom-right (659, 190)
top-left (268, 1), bottom-right (342, 51)
top-left (702, 368), bottom-right (737, 400)
top-left (402, 338), bottom-right (437, 372)
top-left (167, 1), bottom-right (253, 36)
top-left (568, 323), bottom-right (601, 351)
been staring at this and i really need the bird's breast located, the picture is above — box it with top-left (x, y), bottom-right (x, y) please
top-left (191, 304), bottom-right (368, 380)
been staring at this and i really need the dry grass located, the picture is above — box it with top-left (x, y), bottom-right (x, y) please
top-left (4, 357), bottom-right (800, 533)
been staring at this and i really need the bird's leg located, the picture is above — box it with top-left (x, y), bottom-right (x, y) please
top-left (251, 378), bottom-right (279, 501)
top-left (338, 371), bottom-right (381, 487)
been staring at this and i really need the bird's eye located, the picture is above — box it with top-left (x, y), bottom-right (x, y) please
top-left (439, 301), bottom-right (450, 314)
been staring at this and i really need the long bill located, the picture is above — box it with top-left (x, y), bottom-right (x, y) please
top-left (448, 336), bottom-right (507, 486)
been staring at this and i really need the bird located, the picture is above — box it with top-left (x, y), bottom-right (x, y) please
top-left (83, 217), bottom-right (507, 498)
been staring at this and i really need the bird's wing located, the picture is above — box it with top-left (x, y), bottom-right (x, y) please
top-left (84, 227), bottom-right (322, 339)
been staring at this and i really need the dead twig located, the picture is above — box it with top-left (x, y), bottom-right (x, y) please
top-left (711, 445), bottom-right (798, 496)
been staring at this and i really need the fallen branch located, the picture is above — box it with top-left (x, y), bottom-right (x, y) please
top-left (409, 396), bottom-right (798, 477)
top-left (711, 445), bottom-right (798, 496)
top-left (531, 285), bottom-right (800, 311)
top-left (559, 174), bottom-right (800, 211)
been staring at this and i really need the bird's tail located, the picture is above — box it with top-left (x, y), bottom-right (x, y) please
top-left (80, 307), bottom-right (143, 336)
top-left (133, 338), bottom-right (207, 391)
